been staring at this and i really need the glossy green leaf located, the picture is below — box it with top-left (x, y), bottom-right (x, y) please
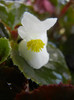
top-left (11, 42), bottom-right (71, 85)
top-left (0, 38), bottom-right (11, 64)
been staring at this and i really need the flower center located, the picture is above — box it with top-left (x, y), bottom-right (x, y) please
top-left (27, 39), bottom-right (45, 52)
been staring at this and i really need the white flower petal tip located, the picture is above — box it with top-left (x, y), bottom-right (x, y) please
top-left (43, 18), bottom-right (57, 30)
top-left (18, 12), bottom-right (57, 69)
top-left (21, 12), bottom-right (40, 27)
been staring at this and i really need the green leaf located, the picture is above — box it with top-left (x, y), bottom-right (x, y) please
top-left (0, 38), bottom-right (11, 64)
top-left (11, 42), bottom-right (71, 85)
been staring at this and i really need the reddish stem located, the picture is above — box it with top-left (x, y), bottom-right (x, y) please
top-left (59, 1), bottom-right (72, 17)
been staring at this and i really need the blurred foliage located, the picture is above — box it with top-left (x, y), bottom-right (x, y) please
top-left (0, 1), bottom-right (34, 30)
top-left (61, 34), bottom-right (74, 84)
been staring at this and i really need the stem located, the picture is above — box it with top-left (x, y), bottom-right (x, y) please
top-left (59, 1), bottom-right (72, 17)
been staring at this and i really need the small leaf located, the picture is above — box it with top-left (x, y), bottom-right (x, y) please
top-left (0, 38), bottom-right (11, 64)
top-left (15, 83), bottom-right (74, 100)
top-left (11, 42), bottom-right (71, 85)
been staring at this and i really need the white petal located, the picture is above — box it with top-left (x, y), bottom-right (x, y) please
top-left (42, 18), bottom-right (57, 30)
top-left (21, 12), bottom-right (43, 34)
top-left (19, 40), bottom-right (49, 69)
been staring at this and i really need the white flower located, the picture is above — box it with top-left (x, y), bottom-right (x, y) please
top-left (18, 12), bottom-right (57, 69)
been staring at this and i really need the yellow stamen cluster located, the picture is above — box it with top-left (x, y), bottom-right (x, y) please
top-left (27, 39), bottom-right (45, 52)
